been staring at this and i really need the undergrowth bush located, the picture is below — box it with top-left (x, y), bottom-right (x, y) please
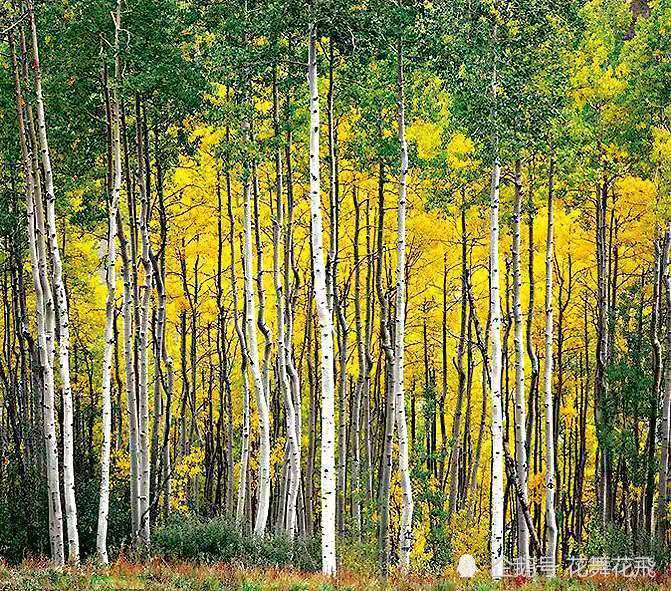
top-left (581, 520), bottom-right (671, 569)
top-left (152, 515), bottom-right (321, 571)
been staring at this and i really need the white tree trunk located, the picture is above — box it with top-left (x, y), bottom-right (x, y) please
top-left (394, 42), bottom-right (413, 571)
top-left (226, 172), bottom-right (252, 526)
top-left (28, 2), bottom-right (79, 562)
top-left (242, 163), bottom-right (271, 536)
top-left (512, 161), bottom-right (530, 569)
top-left (97, 6), bottom-right (122, 561)
top-left (308, 28), bottom-right (337, 576)
top-left (272, 78), bottom-right (301, 541)
top-left (489, 160), bottom-right (505, 579)
top-left (118, 214), bottom-right (140, 537)
top-left (236, 368), bottom-right (251, 523)
top-left (658, 226), bottom-right (671, 536)
top-left (543, 159), bottom-right (558, 572)
top-left (10, 32), bottom-right (65, 564)
top-left (136, 105), bottom-right (152, 546)
top-left (30, 171), bottom-right (66, 566)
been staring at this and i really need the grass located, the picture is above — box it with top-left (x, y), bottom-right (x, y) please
top-left (0, 561), bottom-right (669, 590)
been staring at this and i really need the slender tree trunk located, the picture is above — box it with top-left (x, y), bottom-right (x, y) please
top-left (28, 0), bottom-right (80, 561)
top-left (352, 186), bottom-right (364, 539)
top-left (115, 94), bottom-right (142, 539)
top-left (10, 28), bottom-right (65, 565)
top-left (272, 69), bottom-right (300, 541)
top-left (448, 201), bottom-right (468, 514)
top-left (595, 175), bottom-right (611, 526)
top-left (657, 225), bottom-right (671, 538)
top-left (512, 160), bottom-right (530, 568)
top-left (647, 237), bottom-right (664, 533)
top-left (394, 41), bottom-right (413, 570)
top-left (308, 28), bottom-right (337, 576)
top-left (97, 4), bottom-right (122, 561)
top-left (489, 160), bottom-right (504, 579)
top-left (543, 157), bottom-right (558, 572)
top-left (240, 124), bottom-right (271, 536)
top-left (283, 101), bottom-right (303, 537)
top-left (305, 306), bottom-right (317, 537)
top-left (152, 127), bottom-right (173, 523)
top-left (117, 204), bottom-right (140, 539)
top-left (375, 159), bottom-right (395, 573)
top-left (526, 193), bottom-right (539, 465)
top-left (135, 98), bottom-right (152, 545)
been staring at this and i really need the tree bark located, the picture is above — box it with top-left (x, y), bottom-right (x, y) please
top-left (543, 157), bottom-right (558, 572)
top-left (240, 118), bottom-right (271, 537)
top-left (10, 27), bottom-right (65, 565)
top-left (489, 160), bottom-right (504, 579)
top-left (272, 68), bottom-right (301, 541)
top-left (135, 98), bottom-right (152, 545)
top-left (512, 160), bottom-right (530, 568)
top-left (97, 3), bottom-right (122, 562)
top-left (657, 225), bottom-right (671, 538)
top-left (308, 28), bottom-right (337, 576)
top-left (28, 0), bottom-right (80, 561)
top-left (394, 41), bottom-right (413, 570)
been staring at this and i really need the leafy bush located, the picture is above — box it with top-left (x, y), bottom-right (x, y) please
top-left (583, 521), bottom-right (634, 558)
top-left (152, 515), bottom-right (321, 571)
top-left (337, 538), bottom-right (378, 573)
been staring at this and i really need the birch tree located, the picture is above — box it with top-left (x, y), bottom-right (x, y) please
top-left (118, 190), bottom-right (140, 538)
top-left (272, 68), bottom-right (301, 541)
top-left (9, 27), bottom-right (65, 566)
top-left (241, 129), bottom-right (271, 537)
top-left (97, 1), bottom-right (122, 563)
top-left (543, 157), bottom-right (558, 570)
top-left (135, 98), bottom-right (152, 545)
top-left (28, 0), bottom-right (80, 562)
top-left (394, 40), bottom-right (413, 570)
top-left (489, 159), bottom-right (505, 579)
top-left (308, 26), bottom-right (337, 576)
top-left (512, 160), bottom-right (530, 566)
top-left (658, 225), bottom-right (671, 536)
top-left (227, 164), bottom-right (251, 526)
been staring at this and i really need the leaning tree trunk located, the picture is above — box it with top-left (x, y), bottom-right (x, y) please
top-left (543, 157), bottom-right (558, 573)
top-left (272, 68), bottom-right (301, 541)
top-left (375, 160), bottom-right (396, 573)
top-left (97, 4), bottom-right (122, 562)
top-left (241, 143), bottom-right (271, 537)
top-left (283, 108), bottom-right (303, 536)
top-left (308, 27), bottom-right (337, 576)
top-left (10, 28), bottom-right (65, 565)
top-left (512, 160), bottom-right (530, 569)
top-left (489, 160), bottom-right (505, 580)
top-left (28, 0), bottom-right (79, 562)
top-left (394, 41), bottom-right (414, 570)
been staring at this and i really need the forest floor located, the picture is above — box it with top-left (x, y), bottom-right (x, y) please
top-left (0, 562), bottom-right (670, 591)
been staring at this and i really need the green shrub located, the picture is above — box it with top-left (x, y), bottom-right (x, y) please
top-left (580, 519), bottom-right (671, 568)
top-left (338, 537), bottom-right (378, 573)
top-left (583, 521), bottom-right (633, 558)
top-left (152, 515), bottom-right (320, 571)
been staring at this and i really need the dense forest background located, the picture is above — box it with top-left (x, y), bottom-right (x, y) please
top-left (0, 0), bottom-right (670, 579)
